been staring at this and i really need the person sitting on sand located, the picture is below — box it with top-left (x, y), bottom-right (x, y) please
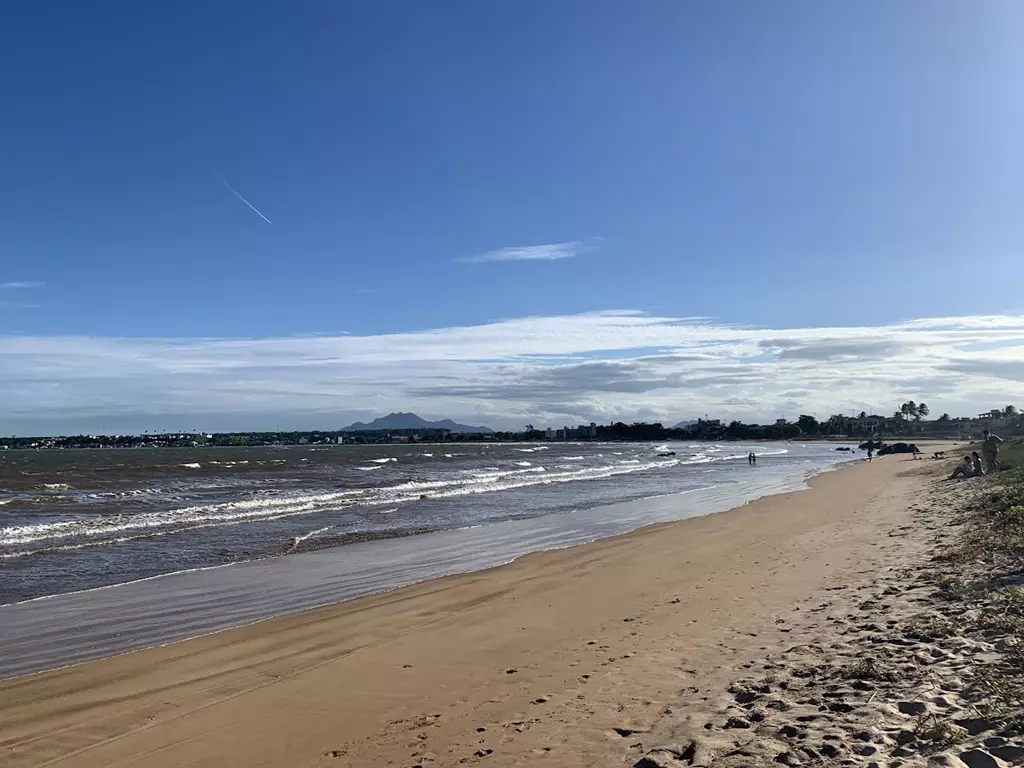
top-left (970, 451), bottom-right (985, 477)
top-left (948, 455), bottom-right (974, 479)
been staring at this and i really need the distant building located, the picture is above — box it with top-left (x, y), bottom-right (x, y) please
top-left (850, 415), bottom-right (889, 435)
top-left (976, 410), bottom-right (1009, 430)
top-left (918, 419), bottom-right (970, 438)
top-left (545, 428), bottom-right (555, 440)
top-left (776, 418), bottom-right (788, 426)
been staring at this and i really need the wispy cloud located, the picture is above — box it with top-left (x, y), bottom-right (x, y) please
top-left (457, 241), bottom-right (590, 264)
top-left (2, 312), bottom-right (1023, 434)
top-left (1, 281), bottom-right (45, 289)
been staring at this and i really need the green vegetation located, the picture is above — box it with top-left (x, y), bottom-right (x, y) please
top-left (3, 411), bottom-right (1020, 451)
top-left (929, 436), bottom-right (1024, 731)
top-left (936, 437), bottom-right (1024, 571)
top-left (898, 400), bottom-right (930, 423)
top-left (999, 436), bottom-right (1024, 471)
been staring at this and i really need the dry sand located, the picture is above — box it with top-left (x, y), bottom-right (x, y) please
top-left (0, 450), bottom-right (960, 767)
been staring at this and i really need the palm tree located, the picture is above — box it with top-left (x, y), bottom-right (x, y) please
top-left (892, 410), bottom-right (906, 434)
top-left (1005, 405), bottom-right (1019, 419)
top-left (938, 413), bottom-right (951, 422)
top-left (899, 401), bottom-right (917, 424)
top-left (826, 414), bottom-right (849, 435)
top-left (858, 411), bottom-right (867, 420)
top-left (915, 403), bottom-right (929, 421)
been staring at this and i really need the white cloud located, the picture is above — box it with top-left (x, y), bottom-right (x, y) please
top-left (0, 281), bottom-right (45, 289)
top-left (457, 241), bottom-right (589, 264)
top-left (1, 311), bottom-right (1023, 434)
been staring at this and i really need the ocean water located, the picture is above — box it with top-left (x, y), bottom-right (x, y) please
top-left (0, 441), bottom-right (855, 678)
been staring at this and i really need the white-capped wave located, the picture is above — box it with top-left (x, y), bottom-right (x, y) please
top-left (368, 457), bottom-right (397, 464)
top-left (85, 488), bottom-right (162, 500)
top-left (42, 483), bottom-right (72, 490)
top-left (287, 524), bottom-right (334, 552)
top-left (513, 461), bottom-right (532, 467)
top-left (181, 463), bottom-right (201, 469)
top-left (0, 487), bottom-right (368, 547)
top-left (0, 454), bottom-right (685, 552)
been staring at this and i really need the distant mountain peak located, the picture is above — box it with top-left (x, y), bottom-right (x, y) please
top-left (341, 412), bottom-right (493, 434)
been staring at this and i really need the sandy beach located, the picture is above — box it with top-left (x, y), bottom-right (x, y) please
top-left (0, 451), bottom-right (963, 767)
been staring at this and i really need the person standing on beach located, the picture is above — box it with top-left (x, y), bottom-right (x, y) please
top-left (982, 430), bottom-right (1003, 474)
top-left (867, 446), bottom-right (873, 461)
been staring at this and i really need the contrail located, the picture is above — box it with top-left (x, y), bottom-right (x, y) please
top-left (217, 177), bottom-right (273, 224)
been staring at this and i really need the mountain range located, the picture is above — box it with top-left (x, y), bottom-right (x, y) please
top-left (341, 412), bottom-right (494, 434)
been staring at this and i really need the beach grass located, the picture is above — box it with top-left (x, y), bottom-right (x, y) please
top-left (999, 435), bottom-right (1024, 471)
top-left (931, 435), bottom-right (1024, 732)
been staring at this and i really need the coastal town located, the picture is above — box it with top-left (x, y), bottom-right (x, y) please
top-left (2, 404), bottom-right (1018, 450)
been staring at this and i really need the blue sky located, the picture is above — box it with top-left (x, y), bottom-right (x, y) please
top-left (2, 2), bottom-right (1023, 433)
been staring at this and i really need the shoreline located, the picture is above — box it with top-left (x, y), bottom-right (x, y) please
top-left (0, 451), bottom-right (939, 768)
top-left (0, 453), bottom-right (851, 678)
top-left (1, 440), bottom-right (836, 607)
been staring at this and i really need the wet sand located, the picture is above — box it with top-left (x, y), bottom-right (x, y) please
top-left (0, 452), bottom-right (937, 767)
